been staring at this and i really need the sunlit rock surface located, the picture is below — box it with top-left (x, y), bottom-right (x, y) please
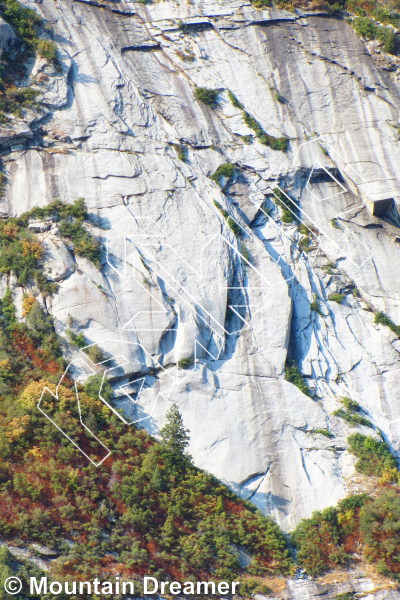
top-left (3, 0), bottom-right (400, 532)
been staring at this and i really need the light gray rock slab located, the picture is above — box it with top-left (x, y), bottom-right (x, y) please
top-left (0, 16), bottom-right (17, 52)
top-left (7, 0), bottom-right (400, 532)
top-left (29, 220), bottom-right (50, 233)
top-left (42, 238), bottom-right (75, 281)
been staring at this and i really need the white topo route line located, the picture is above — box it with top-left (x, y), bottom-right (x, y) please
top-left (39, 138), bottom-right (378, 465)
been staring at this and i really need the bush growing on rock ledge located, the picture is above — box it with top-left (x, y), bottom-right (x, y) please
top-left (18, 197), bottom-right (88, 222)
top-left (227, 216), bottom-right (241, 236)
top-left (334, 396), bottom-right (373, 428)
top-left (342, 396), bottom-right (361, 412)
top-left (0, 0), bottom-right (59, 115)
top-left (353, 16), bottom-right (379, 38)
top-left (285, 361), bottom-right (313, 397)
top-left (213, 200), bottom-right (242, 236)
top-left (17, 197), bottom-right (101, 268)
top-left (273, 187), bottom-right (297, 223)
top-left (352, 16), bottom-right (396, 46)
top-left (84, 373), bottom-right (113, 402)
top-left (66, 329), bottom-right (86, 348)
top-left (374, 310), bottom-right (400, 337)
top-left (334, 408), bottom-right (373, 428)
top-left (0, 172), bottom-right (6, 198)
top-left (348, 432), bottom-right (399, 481)
top-left (194, 87), bottom-right (219, 107)
top-left (210, 162), bottom-right (235, 185)
top-left (227, 91), bottom-right (289, 151)
top-left (384, 28), bottom-right (397, 53)
top-left (0, 86), bottom-right (38, 116)
top-left (310, 294), bottom-right (323, 316)
top-left (0, 0), bottom-right (41, 48)
top-left (242, 111), bottom-right (289, 151)
top-left (0, 219), bottom-right (59, 295)
top-left (59, 219), bottom-right (100, 268)
top-left (328, 292), bottom-right (345, 303)
top-left (228, 89), bottom-right (243, 109)
top-left (173, 143), bottom-right (187, 162)
top-left (37, 39), bottom-right (58, 64)
top-left (177, 357), bottom-right (194, 369)
top-left (314, 429), bottom-right (334, 438)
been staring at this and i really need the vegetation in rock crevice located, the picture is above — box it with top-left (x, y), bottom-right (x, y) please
top-left (213, 200), bottom-right (241, 236)
top-left (374, 310), bottom-right (400, 337)
top-left (285, 361), bottom-right (313, 397)
top-left (242, 111), bottom-right (289, 151)
top-left (228, 90), bottom-right (243, 109)
top-left (314, 428), bottom-right (334, 438)
top-left (173, 143), bottom-right (187, 162)
top-left (177, 357), bottom-right (194, 369)
top-left (273, 187), bottom-right (297, 223)
top-left (299, 236), bottom-right (311, 252)
top-left (328, 292), bottom-right (345, 303)
top-left (227, 89), bottom-right (289, 151)
top-left (310, 294), bottom-right (323, 316)
top-left (322, 262), bottom-right (337, 274)
top-left (333, 396), bottom-right (373, 428)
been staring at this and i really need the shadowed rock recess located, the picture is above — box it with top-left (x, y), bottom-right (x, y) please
top-left (2, 0), bottom-right (400, 595)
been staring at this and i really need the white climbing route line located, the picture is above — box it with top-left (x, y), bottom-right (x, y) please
top-left (38, 137), bottom-right (377, 466)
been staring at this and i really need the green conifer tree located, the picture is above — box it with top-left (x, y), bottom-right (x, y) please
top-left (384, 29), bottom-right (397, 55)
top-left (160, 513), bottom-right (176, 548)
top-left (150, 465), bottom-right (165, 492)
top-left (160, 403), bottom-right (190, 458)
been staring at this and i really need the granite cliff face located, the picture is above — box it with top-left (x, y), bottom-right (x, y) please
top-left (3, 0), bottom-right (400, 534)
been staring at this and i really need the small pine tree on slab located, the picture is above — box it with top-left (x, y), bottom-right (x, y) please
top-left (160, 403), bottom-right (190, 460)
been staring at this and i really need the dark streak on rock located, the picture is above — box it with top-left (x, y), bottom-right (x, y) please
top-left (121, 44), bottom-right (161, 52)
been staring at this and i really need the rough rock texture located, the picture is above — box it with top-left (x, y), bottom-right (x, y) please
top-left (0, 16), bottom-right (17, 52)
top-left (41, 236), bottom-right (75, 281)
top-left (4, 0), bottom-right (400, 536)
top-left (278, 575), bottom-right (400, 600)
